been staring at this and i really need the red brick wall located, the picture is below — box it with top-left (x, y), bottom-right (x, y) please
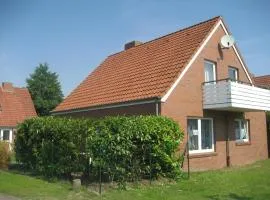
top-left (161, 25), bottom-right (268, 170)
top-left (229, 112), bottom-right (268, 166)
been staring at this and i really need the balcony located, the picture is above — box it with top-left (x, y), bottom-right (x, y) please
top-left (203, 79), bottom-right (270, 112)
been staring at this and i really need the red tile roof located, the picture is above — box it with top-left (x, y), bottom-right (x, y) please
top-left (54, 16), bottom-right (221, 113)
top-left (253, 75), bottom-right (270, 89)
top-left (0, 83), bottom-right (37, 127)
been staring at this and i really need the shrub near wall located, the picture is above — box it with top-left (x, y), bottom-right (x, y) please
top-left (89, 116), bottom-right (184, 182)
top-left (15, 116), bottom-right (184, 182)
top-left (0, 141), bottom-right (10, 169)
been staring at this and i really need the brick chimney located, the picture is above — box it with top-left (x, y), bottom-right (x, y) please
top-left (124, 40), bottom-right (143, 50)
top-left (2, 82), bottom-right (14, 92)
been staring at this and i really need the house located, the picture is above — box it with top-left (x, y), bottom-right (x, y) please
top-left (52, 16), bottom-right (270, 170)
top-left (254, 75), bottom-right (270, 89)
top-left (0, 82), bottom-right (37, 145)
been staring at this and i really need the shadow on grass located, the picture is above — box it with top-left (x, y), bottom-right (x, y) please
top-left (207, 193), bottom-right (253, 200)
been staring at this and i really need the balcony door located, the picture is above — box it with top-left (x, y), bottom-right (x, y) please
top-left (204, 61), bottom-right (216, 84)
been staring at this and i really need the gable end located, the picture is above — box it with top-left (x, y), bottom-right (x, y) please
top-left (161, 19), bottom-right (253, 102)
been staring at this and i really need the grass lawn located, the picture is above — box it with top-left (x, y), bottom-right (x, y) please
top-left (1, 159), bottom-right (270, 200)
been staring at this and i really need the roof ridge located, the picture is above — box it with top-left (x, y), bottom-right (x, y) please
top-left (109, 16), bottom-right (221, 57)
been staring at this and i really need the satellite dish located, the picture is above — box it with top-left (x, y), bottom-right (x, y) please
top-left (220, 35), bottom-right (235, 48)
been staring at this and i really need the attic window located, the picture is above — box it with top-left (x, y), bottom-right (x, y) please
top-left (228, 67), bottom-right (238, 81)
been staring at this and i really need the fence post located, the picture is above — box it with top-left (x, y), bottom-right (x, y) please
top-left (187, 142), bottom-right (190, 179)
top-left (99, 146), bottom-right (102, 195)
top-left (149, 144), bottom-right (152, 185)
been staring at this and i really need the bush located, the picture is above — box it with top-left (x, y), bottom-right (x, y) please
top-left (15, 117), bottom-right (94, 177)
top-left (89, 116), bottom-right (184, 182)
top-left (0, 141), bottom-right (10, 169)
top-left (15, 116), bottom-right (184, 182)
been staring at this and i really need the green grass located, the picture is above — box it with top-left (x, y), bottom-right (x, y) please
top-left (0, 171), bottom-right (94, 200)
top-left (1, 159), bottom-right (270, 200)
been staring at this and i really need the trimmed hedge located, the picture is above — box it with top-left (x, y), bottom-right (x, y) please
top-left (15, 117), bottom-right (93, 177)
top-left (15, 116), bottom-right (184, 182)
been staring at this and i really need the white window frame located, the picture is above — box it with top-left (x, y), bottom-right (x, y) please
top-left (0, 128), bottom-right (13, 143)
top-left (204, 61), bottom-right (216, 84)
top-left (188, 118), bottom-right (215, 154)
top-left (234, 119), bottom-right (249, 143)
top-left (228, 66), bottom-right (238, 81)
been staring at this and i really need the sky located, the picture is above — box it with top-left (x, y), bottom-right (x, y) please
top-left (0, 0), bottom-right (270, 96)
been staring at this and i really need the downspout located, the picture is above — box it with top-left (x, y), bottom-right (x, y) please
top-left (187, 132), bottom-right (190, 179)
top-left (226, 114), bottom-right (231, 167)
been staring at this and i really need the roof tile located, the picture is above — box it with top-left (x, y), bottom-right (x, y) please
top-left (54, 16), bottom-right (221, 112)
top-left (0, 83), bottom-right (37, 127)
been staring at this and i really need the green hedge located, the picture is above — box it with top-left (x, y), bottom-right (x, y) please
top-left (15, 116), bottom-right (184, 182)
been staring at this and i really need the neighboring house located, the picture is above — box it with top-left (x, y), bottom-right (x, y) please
top-left (52, 16), bottom-right (270, 170)
top-left (0, 82), bottom-right (37, 146)
top-left (254, 75), bottom-right (270, 89)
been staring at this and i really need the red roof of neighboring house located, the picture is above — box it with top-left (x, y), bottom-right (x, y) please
top-left (0, 82), bottom-right (37, 127)
top-left (54, 16), bottom-right (221, 113)
top-left (253, 75), bottom-right (270, 89)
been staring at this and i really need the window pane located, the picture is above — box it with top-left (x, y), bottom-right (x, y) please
top-left (234, 121), bottom-right (240, 140)
top-left (240, 121), bottom-right (248, 140)
top-left (188, 119), bottom-right (199, 151)
top-left (3, 130), bottom-right (10, 141)
top-left (235, 120), bottom-right (248, 141)
top-left (204, 62), bottom-right (215, 83)
top-left (201, 119), bottom-right (213, 150)
top-left (229, 67), bottom-right (237, 81)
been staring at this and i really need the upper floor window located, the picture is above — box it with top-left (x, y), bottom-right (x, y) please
top-left (234, 119), bottom-right (249, 143)
top-left (188, 118), bottom-right (214, 153)
top-left (204, 61), bottom-right (216, 84)
top-left (228, 67), bottom-right (238, 81)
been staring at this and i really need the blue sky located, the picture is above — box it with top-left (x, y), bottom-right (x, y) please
top-left (1, 0), bottom-right (270, 96)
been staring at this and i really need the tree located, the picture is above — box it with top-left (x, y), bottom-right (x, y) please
top-left (26, 63), bottom-right (63, 116)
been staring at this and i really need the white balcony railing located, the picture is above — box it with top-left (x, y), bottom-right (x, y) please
top-left (203, 79), bottom-right (270, 111)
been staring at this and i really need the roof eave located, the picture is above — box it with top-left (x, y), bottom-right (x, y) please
top-left (52, 97), bottom-right (161, 115)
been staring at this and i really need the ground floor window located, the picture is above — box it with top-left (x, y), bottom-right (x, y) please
top-left (0, 129), bottom-right (12, 143)
top-left (188, 118), bottom-right (214, 153)
top-left (3, 130), bottom-right (10, 141)
top-left (234, 119), bottom-right (249, 142)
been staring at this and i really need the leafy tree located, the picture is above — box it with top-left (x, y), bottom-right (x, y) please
top-left (26, 63), bottom-right (63, 116)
